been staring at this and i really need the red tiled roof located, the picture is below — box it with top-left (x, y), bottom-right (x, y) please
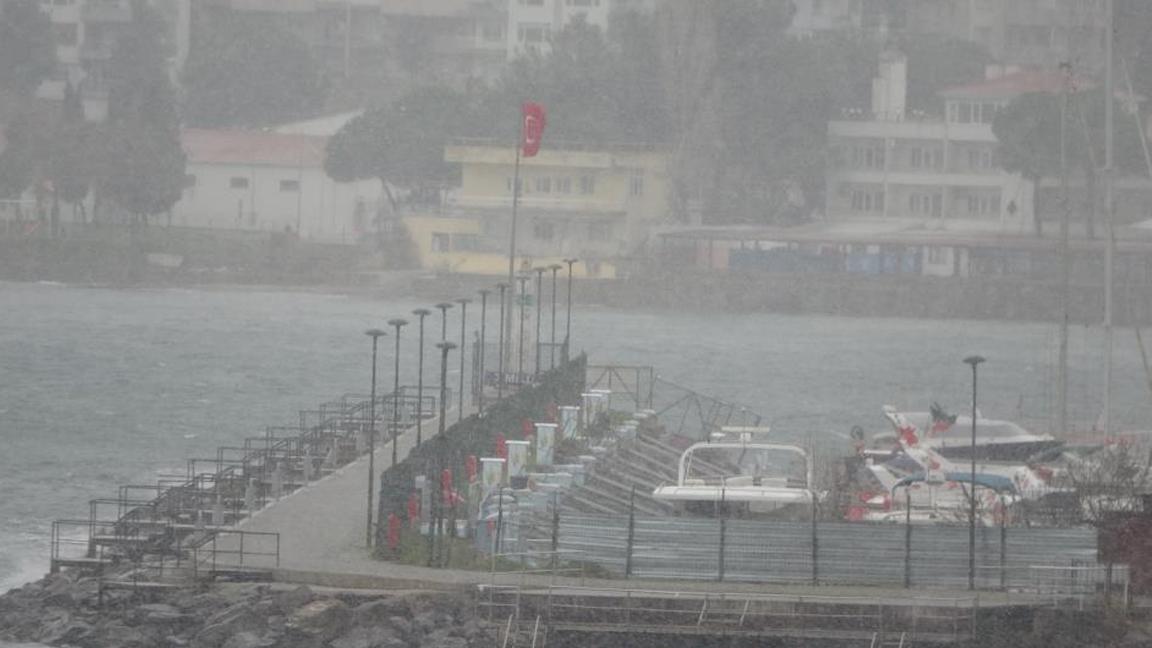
top-left (181, 128), bottom-right (327, 168)
top-left (940, 69), bottom-right (1095, 99)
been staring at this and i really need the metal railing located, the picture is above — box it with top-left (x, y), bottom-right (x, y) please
top-left (536, 511), bottom-right (1112, 592)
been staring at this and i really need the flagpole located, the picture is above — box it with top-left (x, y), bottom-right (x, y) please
top-left (508, 135), bottom-right (521, 286)
top-left (507, 128), bottom-right (522, 385)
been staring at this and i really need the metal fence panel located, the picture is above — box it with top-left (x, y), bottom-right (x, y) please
top-left (554, 512), bottom-right (1102, 590)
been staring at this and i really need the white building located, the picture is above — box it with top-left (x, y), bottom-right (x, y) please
top-left (172, 129), bottom-right (381, 244)
top-left (825, 51), bottom-right (1047, 233)
top-left (36, 0), bottom-right (191, 121)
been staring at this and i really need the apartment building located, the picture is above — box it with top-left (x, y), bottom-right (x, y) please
top-left (36, 0), bottom-right (190, 121)
top-left (825, 50), bottom-right (1042, 231)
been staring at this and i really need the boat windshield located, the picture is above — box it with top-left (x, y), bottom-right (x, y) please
top-left (683, 445), bottom-right (808, 488)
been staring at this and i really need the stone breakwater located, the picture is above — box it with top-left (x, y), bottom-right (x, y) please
top-left (0, 572), bottom-right (494, 648)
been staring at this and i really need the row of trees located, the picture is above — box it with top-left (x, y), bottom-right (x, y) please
top-left (0, 0), bottom-right (185, 229)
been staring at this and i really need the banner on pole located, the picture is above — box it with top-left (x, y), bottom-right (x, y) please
top-left (521, 102), bottom-right (547, 157)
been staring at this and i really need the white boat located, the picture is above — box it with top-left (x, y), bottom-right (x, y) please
top-left (866, 404), bottom-right (1060, 462)
top-left (652, 433), bottom-right (816, 516)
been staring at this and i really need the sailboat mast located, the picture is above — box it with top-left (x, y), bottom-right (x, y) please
top-left (1057, 61), bottom-right (1072, 437)
top-left (1103, 0), bottom-right (1115, 438)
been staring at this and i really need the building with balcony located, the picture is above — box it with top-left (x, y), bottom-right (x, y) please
top-left (403, 141), bottom-right (671, 277)
top-left (825, 50), bottom-right (1052, 232)
top-left (36, 0), bottom-right (190, 121)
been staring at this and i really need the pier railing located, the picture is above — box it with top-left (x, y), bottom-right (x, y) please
top-left (49, 385), bottom-right (443, 579)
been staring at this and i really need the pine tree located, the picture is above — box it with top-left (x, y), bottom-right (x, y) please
top-left (98, 1), bottom-right (186, 226)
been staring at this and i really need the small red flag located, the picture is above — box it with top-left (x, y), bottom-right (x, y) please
top-left (495, 433), bottom-right (507, 459)
top-left (521, 102), bottom-right (546, 157)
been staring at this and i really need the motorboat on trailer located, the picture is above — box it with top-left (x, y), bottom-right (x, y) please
top-left (652, 428), bottom-right (817, 516)
top-left (864, 403), bottom-right (1060, 462)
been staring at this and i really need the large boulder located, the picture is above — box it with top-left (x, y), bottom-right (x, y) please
top-left (330, 625), bottom-right (402, 648)
top-left (272, 586), bottom-right (313, 614)
top-left (351, 597), bottom-right (409, 626)
top-left (192, 601), bottom-right (267, 648)
top-left (283, 598), bottom-right (351, 644)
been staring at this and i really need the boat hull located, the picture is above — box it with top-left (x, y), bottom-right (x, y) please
top-left (933, 439), bottom-right (1063, 462)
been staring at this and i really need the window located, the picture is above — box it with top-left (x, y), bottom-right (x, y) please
top-left (629, 171), bottom-right (644, 197)
top-left (556, 177), bottom-right (572, 194)
top-left (967, 148), bottom-right (993, 171)
top-left (588, 221), bottom-right (610, 242)
top-left (535, 176), bottom-right (551, 193)
top-left (481, 22), bottom-right (505, 41)
top-left (506, 177), bottom-right (524, 194)
top-left (431, 232), bottom-right (450, 252)
top-left (521, 0), bottom-right (544, 5)
top-left (229, 177), bottom-right (249, 189)
top-left (518, 24), bottom-right (549, 43)
top-left (851, 144), bottom-right (885, 169)
top-left (927, 246), bottom-right (947, 264)
top-left (567, 0), bottom-right (599, 5)
top-left (579, 175), bottom-right (595, 195)
top-left (533, 220), bottom-right (554, 241)
top-left (850, 189), bottom-right (884, 212)
top-left (279, 179), bottom-right (300, 192)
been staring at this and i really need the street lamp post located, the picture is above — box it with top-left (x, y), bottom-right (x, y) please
top-left (411, 309), bottom-right (431, 448)
top-left (456, 298), bottom-right (471, 423)
top-left (388, 319), bottom-right (408, 467)
top-left (436, 342), bottom-right (456, 437)
top-left (478, 289), bottom-right (490, 413)
top-left (548, 264), bottom-right (562, 369)
top-left (496, 282), bottom-right (509, 400)
top-left (516, 274), bottom-right (530, 384)
top-left (963, 354), bottom-right (986, 591)
top-left (563, 258), bottom-right (577, 360)
top-left (533, 267), bottom-right (545, 376)
top-left (364, 328), bottom-right (387, 548)
top-left (435, 302), bottom-right (453, 341)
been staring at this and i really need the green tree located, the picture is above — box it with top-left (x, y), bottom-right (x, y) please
top-left (98, 1), bottom-right (186, 225)
top-left (48, 83), bottom-right (93, 227)
top-left (993, 92), bottom-right (1068, 237)
top-left (325, 87), bottom-right (480, 213)
top-left (495, 15), bottom-right (669, 144)
top-left (994, 86), bottom-right (1143, 238)
top-left (0, 0), bottom-right (55, 97)
top-left (183, 9), bottom-right (327, 128)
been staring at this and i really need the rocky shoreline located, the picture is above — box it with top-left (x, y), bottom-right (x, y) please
top-left (0, 572), bottom-right (493, 648)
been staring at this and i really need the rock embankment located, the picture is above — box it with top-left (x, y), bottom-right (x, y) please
top-left (0, 572), bottom-right (495, 648)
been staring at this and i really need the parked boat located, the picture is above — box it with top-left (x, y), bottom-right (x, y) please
top-left (865, 403), bottom-right (1061, 461)
top-left (652, 432), bottom-right (816, 517)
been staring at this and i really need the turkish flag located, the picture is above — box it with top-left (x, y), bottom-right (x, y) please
top-left (521, 102), bottom-right (546, 157)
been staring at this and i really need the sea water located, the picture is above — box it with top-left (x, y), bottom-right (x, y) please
top-left (3, 281), bottom-right (1148, 590)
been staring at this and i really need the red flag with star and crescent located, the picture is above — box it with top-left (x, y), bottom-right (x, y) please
top-left (521, 102), bottom-right (547, 157)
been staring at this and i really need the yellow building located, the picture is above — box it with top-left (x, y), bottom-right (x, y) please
top-left (403, 141), bottom-right (671, 278)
